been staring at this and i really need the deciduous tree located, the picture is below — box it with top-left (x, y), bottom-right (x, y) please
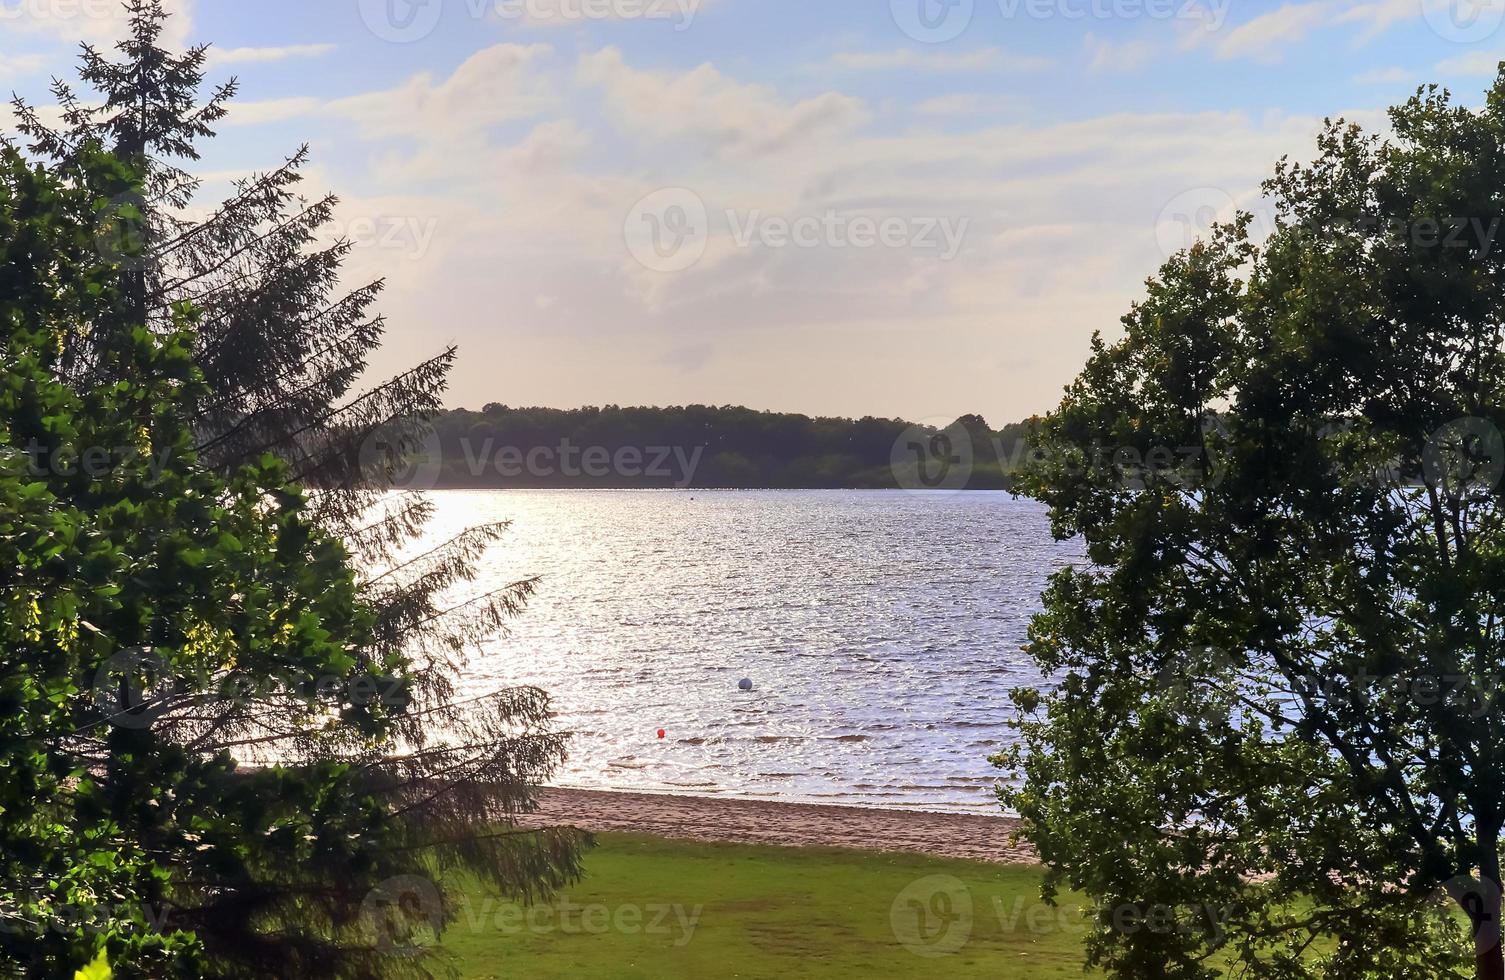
top-left (1005, 75), bottom-right (1505, 979)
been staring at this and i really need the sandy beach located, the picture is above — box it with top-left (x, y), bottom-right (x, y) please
top-left (520, 788), bottom-right (1035, 864)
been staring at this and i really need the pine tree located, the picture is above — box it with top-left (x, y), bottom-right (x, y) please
top-left (6, 3), bottom-right (588, 974)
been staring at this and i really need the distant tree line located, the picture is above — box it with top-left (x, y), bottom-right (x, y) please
top-left (427, 404), bottom-right (1039, 490)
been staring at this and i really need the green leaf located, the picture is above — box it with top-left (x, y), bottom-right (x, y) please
top-left (74, 950), bottom-right (110, 980)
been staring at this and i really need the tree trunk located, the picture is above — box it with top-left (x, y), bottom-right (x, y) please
top-left (1480, 906), bottom-right (1504, 980)
top-left (1454, 877), bottom-right (1505, 980)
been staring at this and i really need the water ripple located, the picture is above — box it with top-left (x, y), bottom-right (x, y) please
top-left (417, 490), bottom-right (1081, 813)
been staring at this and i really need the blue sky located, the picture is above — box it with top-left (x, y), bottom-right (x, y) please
top-left (2, 0), bottom-right (1502, 423)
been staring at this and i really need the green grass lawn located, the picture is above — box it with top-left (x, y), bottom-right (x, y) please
top-left (441, 833), bottom-right (1092, 979)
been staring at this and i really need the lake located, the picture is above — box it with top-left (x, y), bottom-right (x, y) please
top-left (418, 490), bottom-right (1081, 813)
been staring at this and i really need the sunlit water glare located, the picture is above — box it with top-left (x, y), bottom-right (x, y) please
top-left (416, 490), bottom-right (1081, 813)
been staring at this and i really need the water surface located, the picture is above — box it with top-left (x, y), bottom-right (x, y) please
top-left (419, 490), bottom-right (1080, 813)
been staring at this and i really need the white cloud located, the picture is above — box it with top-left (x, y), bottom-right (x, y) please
top-left (0, 1), bottom-right (1432, 423)
top-left (222, 44), bottom-right (555, 135)
top-left (0, 0), bottom-right (193, 48)
top-left (1335, 0), bottom-right (1430, 41)
top-left (496, 119), bottom-right (592, 171)
top-left (831, 48), bottom-right (1050, 73)
top-left (579, 47), bottom-right (868, 157)
top-left (0, 53), bottom-right (49, 79)
top-left (0, 99), bottom-right (65, 136)
top-left (326, 43), bottom-right (557, 139)
top-left (1201, 1), bottom-right (1333, 63)
top-left (1352, 67), bottom-right (1414, 83)
top-left (1084, 33), bottom-right (1157, 73)
top-left (182, 41), bottom-right (1399, 423)
top-left (1436, 51), bottom-right (1505, 76)
top-left (336, 48), bottom-right (1384, 422)
top-left (1181, 0), bottom-right (1441, 62)
top-left (222, 96), bottom-right (325, 127)
top-left (207, 43), bottom-right (336, 66)
top-left (916, 94), bottom-right (987, 115)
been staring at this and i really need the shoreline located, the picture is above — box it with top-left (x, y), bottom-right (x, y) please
top-left (518, 787), bottom-right (1035, 864)
top-left (425, 486), bottom-right (1018, 493)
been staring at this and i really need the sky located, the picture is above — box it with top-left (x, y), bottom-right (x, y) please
top-left (1, 0), bottom-right (1502, 425)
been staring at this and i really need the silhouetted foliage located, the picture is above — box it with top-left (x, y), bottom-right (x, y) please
top-left (1004, 76), bottom-right (1505, 980)
top-left (429, 404), bottom-right (1036, 490)
top-left (4, 3), bottom-right (587, 976)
